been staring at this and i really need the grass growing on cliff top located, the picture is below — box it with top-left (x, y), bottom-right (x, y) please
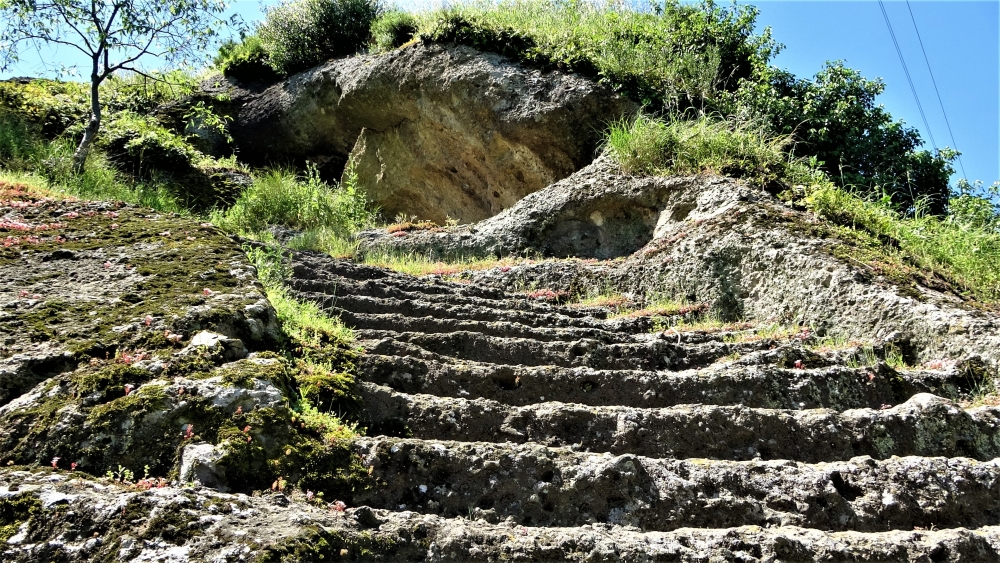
top-left (374, 0), bottom-right (772, 112)
top-left (806, 185), bottom-right (1000, 303)
top-left (605, 114), bottom-right (822, 188)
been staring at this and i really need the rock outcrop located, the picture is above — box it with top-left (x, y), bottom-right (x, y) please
top-left (231, 43), bottom-right (635, 223)
top-left (359, 157), bottom-right (1000, 370)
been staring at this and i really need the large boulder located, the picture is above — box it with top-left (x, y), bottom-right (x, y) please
top-left (231, 43), bottom-right (636, 223)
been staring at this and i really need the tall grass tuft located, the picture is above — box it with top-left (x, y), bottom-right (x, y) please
top-left (605, 114), bottom-right (819, 188)
top-left (212, 163), bottom-right (379, 242)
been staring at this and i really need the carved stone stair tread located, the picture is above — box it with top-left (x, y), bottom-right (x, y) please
top-left (353, 436), bottom-right (1000, 533)
top-left (358, 331), bottom-right (776, 370)
top-left (359, 354), bottom-right (963, 410)
top-left (360, 384), bottom-right (1000, 462)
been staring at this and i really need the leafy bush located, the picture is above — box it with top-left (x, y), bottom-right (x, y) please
top-left (0, 79), bottom-right (88, 137)
top-left (727, 62), bottom-right (956, 215)
top-left (259, 0), bottom-right (383, 75)
top-left (948, 180), bottom-right (1000, 232)
top-left (212, 163), bottom-right (379, 237)
top-left (102, 70), bottom-right (199, 114)
top-left (97, 111), bottom-right (200, 175)
top-left (370, 10), bottom-right (418, 51)
top-left (214, 35), bottom-right (279, 82)
top-left (605, 114), bottom-right (819, 189)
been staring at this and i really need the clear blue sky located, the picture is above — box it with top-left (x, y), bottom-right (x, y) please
top-left (2, 0), bottom-right (997, 185)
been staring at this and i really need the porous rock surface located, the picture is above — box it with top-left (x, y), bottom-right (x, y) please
top-left (230, 43), bottom-right (635, 223)
top-left (278, 252), bottom-right (1000, 561)
top-left (360, 156), bottom-right (1000, 369)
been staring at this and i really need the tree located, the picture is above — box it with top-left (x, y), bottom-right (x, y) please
top-left (0, 0), bottom-right (231, 172)
top-left (733, 61), bottom-right (956, 215)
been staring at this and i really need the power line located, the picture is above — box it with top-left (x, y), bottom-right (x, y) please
top-left (905, 0), bottom-right (968, 179)
top-left (877, 0), bottom-right (938, 151)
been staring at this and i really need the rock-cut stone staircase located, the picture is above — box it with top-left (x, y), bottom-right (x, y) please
top-left (288, 251), bottom-right (1000, 561)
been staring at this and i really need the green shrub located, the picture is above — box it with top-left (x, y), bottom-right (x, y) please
top-left (0, 111), bottom-right (42, 167)
top-left (97, 111), bottom-right (200, 175)
top-left (214, 35), bottom-right (279, 82)
top-left (605, 114), bottom-right (819, 189)
top-left (102, 70), bottom-right (199, 114)
top-left (412, 0), bottom-right (774, 108)
top-left (259, 0), bottom-right (383, 75)
top-left (0, 79), bottom-right (88, 137)
top-left (948, 179), bottom-right (1000, 232)
top-left (212, 163), bottom-right (379, 237)
top-left (370, 10), bottom-right (418, 51)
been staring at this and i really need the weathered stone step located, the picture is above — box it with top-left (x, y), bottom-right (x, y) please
top-left (360, 331), bottom-right (779, 370)
top-left (342, 310), bottom-right (631, 343)
top-left (295, 288), bottom-right (620, 330)
top-left (354, 437), bottom-right (1000, 533)
top-left (322, 515), bottom-right (1000, 562)
top-left (359, 355), bottom-right (960, 410)
top-left (361, 385), bottom-right (1000, 462)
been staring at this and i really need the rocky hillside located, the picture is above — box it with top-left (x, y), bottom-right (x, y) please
top-left (3, 41), bottom-right (1000, 562)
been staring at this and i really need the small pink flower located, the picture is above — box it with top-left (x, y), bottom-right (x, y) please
top-left (332, 500), bottom-right (346, 512)
top-left (124, 384), bottom-right (134, 396)
top-left (51, 456), bottom-right (60, 468)
top-left (104, 261), bottom-right (112, 269)
top-left (793, 360), bottom-right (805, 370)
top-left (144, 315), bottom-right (153, 326)
top-left (70, 462), bottom-right (77, 471)
top-left (202, 288), bottom-right (214, 296)
top-left (306, 490), bottom-right (315, 501)
top-left (109, 223), bottom-right (118, 230)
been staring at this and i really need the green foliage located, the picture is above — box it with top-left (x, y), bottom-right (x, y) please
top-left (0, 79), bottom-right (89, 138)
top-left (259, 0), bottom-right (383, 75)
top-left (102, 71), bottom-right (200, 114)
top-left (370, 10), bottom-right (418, 51)
top-left (605, 113), bottom-right (821, 189)
top-left (413, 0), bottom-right (775, 109)
top-left (212, 163), bottom-right (378, 238)
top-left (214, 35), bottom-right (279, 81)
top-left (97, 111), bottom-right (200, 175)
top-left (948, 179), bottom-right (1000, 232)
top-left (728, 61), bottom-right (956, 214)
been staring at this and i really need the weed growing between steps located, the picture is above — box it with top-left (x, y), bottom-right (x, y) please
top-left (211, 164), bottom-right (378, 249)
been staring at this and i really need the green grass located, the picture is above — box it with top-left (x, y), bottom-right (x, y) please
top-left (0, 123), bottom-right (185, 213)
top-left (807, 184), bottom-right (1000, 304)
top-left (605, 113), bottom-right (821, 189)
top-left (389, 0), bottom-right (773, 110)
top-left (211, 164), bottom-right (378, 241)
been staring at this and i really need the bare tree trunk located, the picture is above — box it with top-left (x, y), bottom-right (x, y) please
top-left (72, 68), bottom-right (102, 173)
